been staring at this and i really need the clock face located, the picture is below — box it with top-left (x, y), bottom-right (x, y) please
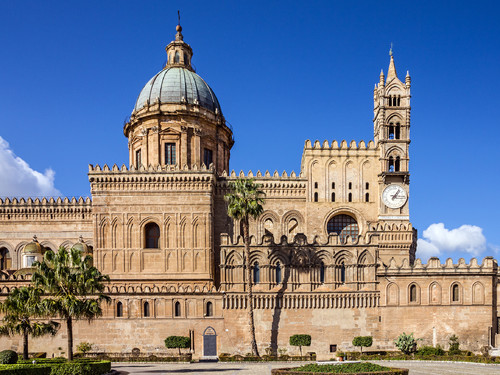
top-left (382, 184), bottom-right (407, 209)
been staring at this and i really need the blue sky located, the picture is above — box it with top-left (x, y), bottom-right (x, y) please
top-left (0, 1), bottom-right (499, 262)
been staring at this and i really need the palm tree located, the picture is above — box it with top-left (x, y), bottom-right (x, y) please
top-left (225, 178), bottom-right (265, 357)
top-left (32, 246), bottom-right (110, 361)
top-left (0, 286), bottom-right (60, 360)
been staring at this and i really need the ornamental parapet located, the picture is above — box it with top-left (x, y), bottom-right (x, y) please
top-left (0, 196), bottom-right (92, 220)
top-left (222, 291), bottom-right (379, 309)
top-left (379, 256), bottom-right (498, 276)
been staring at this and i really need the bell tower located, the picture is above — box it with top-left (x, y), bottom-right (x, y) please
top-left (374, 51), bottom-right (411, 220)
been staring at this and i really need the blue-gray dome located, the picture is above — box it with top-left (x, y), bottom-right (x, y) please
top-left (134, 67), bottom-right (221, 114)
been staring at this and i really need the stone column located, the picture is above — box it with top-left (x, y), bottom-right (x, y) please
top-left (181, 126), bottom-right (188, 167)
top-left (193, 128), bottom-right (201, 167)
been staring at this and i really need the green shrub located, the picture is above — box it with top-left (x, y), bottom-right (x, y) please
top-left (394, 332), bottom-right (418, 355)
top-left (448, 335), bottom-right (460, 355)
top-left (290, 362), bottom-right (396, 373)
top-left (352, 336), bottom-right (373, 353)
top-left (76, 342), bottom-right (93, 354)
top-left (0, 364), bottom-right (51, 374)
top-left (0, 350), bottom-right (18, 364)
top-left (164, 336), bottom-right (191, 355)
top-left (417, 345), bottom-right (444, 356)
top-left (289, 334), bottom-right (311, 356)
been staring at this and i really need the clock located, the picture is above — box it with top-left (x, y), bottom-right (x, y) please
top-left (382, 184), bottom-right (407, 209)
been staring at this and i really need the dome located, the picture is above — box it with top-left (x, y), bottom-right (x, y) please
top-left (134, 67), bottom-right (222, 115)
top-left (73, 236), bottom-right (92, 256)
top-left (23, 236), bottom-right (43, 254)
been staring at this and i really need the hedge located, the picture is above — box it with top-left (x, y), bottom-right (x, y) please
top-left (0, 361), bottom-right (111, 375)
top-left (0, 350), bottom-right (18, 364)
top-left (271, 362), bottom-right (408, 374)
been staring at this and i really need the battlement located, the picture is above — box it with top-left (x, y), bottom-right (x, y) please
top-left (220, 232), bottom-right (379, 247)
top-left (0, 197), bottom-right (92, 220)
top-left (88, 163), bottom-right (215, 174)
top-left (380, 256), bottom-right (498, 275)
top-left (304, 139), bottom-right (377, 151)
top-left (219, 169), bottom-right (304, 179)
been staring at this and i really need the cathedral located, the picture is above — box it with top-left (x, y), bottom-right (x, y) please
top-left (0, 23), bottom-right (498, 359)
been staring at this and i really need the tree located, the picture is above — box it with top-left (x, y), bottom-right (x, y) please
top-left (448, 334), bottom-right (460, 355)
top-left (225, 178), bottom-right (265, 357)
top-left (289, 334), bottom-right (311, 356)
top-left (164, 336), bottom-right (191, 355)
top-left (352, 336), bottom-right (373, 353)
top-left (0, 286), bottom-right (60, 360)
top-left (394, 332), bottom-right (418, 355)
top-left (32, 246), bottom-right (110, 361)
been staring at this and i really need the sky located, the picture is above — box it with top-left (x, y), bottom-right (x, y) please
top-left (0, 1), bottom-right (499, 263)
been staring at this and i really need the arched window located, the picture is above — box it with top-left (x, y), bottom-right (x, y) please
top-left (320, 262), bottom-right (325, 283)
top-left (264, 218), bottom-right (274, 235)
top-left (327, 215), bottom-right (359, 241)
top-left (116, 301), bottom-right (123, 317)
top-left (143, 301), bottom-right (150, 317)
top-left (340, 263), bottom-right (346, 284)
top-left (314, 192), bottom-right (318, 202)
top-left (276, 262), bottom-right (282, 284)
top-left (174, 51), bottom-right (180, 63)
top-left (348, 193), bottom-right (352, 202)
top-left (0, 247), bottom-right (10, 270)
top-left (184, 53), bottom-right (189, 65)
top-left (452, 284), bottom-right (459, 302)
top-left (395, 157), bottom-right (401, 172)
top-left (145, 222), bottom-right (160, 248)
top-left (409, 284), bottom-right (417, 303)
top-left (397, 95), bottom-right (401, 106)
top-left (288, 218), bottom-right (299, 237)
top-left (206, 301), bottom-right (213, 317)
top-left (348, 182), bottom-right (352, 189)
top-left (395, 123), bottom-right (401, 139)
top-left (253, 262), bottom-right (260, 284)
top-left (331, 182), bottom-right (335, 189)
top-left (331, 192), bottom-right (335, 202)
top-left (175, 301), bottom-right (181, 317)
top-left (389, 124), bottom-right (395, 139)
top-left (314, 182), bottom-right (318, 188)
top-left (365, 193), bottom-right (369, 202)
top-left (388, 156), bottom-right (395, 172)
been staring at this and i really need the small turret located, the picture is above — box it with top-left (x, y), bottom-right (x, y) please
top-left (405, 71), bottom-right (411, 87)
top-left (379, 69), bottom-right (385, 86)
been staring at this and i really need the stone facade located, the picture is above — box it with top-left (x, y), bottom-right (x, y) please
top-left (0, 24), bottom-right (499, 360)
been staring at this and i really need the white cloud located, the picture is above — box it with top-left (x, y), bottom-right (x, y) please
top-left (417, 223), bottom-right (487, 261)
top-left (0, 136), bottom-right (61, 198)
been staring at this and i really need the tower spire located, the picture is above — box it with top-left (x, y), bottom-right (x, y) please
top-left (387, 44), bottom-right (397, 80)
top-left (165, 15), bottom-right (193, 71)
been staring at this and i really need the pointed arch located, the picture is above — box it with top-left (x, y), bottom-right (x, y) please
top-left (472, 281), bottom-right (485, 304)
top-left (408, 283), bottom-right (420, 304)
top-left (429, 281), bottom-right (442, 305)
top-left (386, 283), bottom-right (399, 306)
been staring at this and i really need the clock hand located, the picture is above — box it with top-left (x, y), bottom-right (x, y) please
top-left (391, 191), bottom-right (399, 200)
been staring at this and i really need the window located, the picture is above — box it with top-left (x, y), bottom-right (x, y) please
top-left (314, 192), bottom-right (318, 202)
top-left (410, 285), bottom-right (417, 302)
top-left (0, 248), bottom-right (10, 270)
top-left (253, 262), bottom-right (260, 284)
top-left (276, 262), bottom-right (282, 284)
top-left (340, 263), bottom-right (346, 284)
top-left (165, 143), bottom-right (176, 165)
top-left (365, 193), bottom-right (369, 202)
top-left (388, 156), bottom-right (394, 172)
top-left (327, 214), bottom-right (359, 241)
top-left (145, 222), bottom-right (160, 248)
top-left (331, 182), bottom-right (335, 189)
top-left (395, 124), bottom-right (401, 139)
top-left (330, 344), bottom-right (337, 353)
top-left (203, 148), bottom-right (213, 167)
top-left (25, 256), bottom-right (36, 267)
top-left (314, 182), bottom-right (318, 188)
top-left (395, 157), bottom-right (401, 172)
top-left (144, 302), bottom-right (150, 317)
top-left (116, 302), bottom-right (123, 317)
top-left (136, 149), bottom-right (141, 167)
top-left (206, 301), bottom-right (213, 317)
top-left (184, 53), bottom-right (189, 66)
top-left (348, 193), bottom-right (352, 202)
top-left (264, 218), bottom-right (274, 235)
top-left (174, 51), bottom-right (180, 63)
top-left (389, 124), bottom-right (395, 139)
top-left (365, 182), bottom-right (369, 189)
top-left (331, 192), bottom-right (335, 202)
top-left (452, 284), bottom-right (459, 302)
top-left (348, 182), bottom-right (352, 189)
top-left (175, 301), bottom-right (181, 317)
top-left (320, 262), bottom-right (325, 283)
